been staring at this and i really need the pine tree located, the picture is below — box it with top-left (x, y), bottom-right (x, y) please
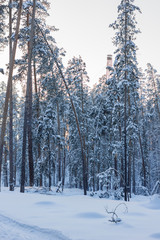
top-left (66, 56), bottom-right (89, 191)
top-left (110, 0), bottom-right (141, 201)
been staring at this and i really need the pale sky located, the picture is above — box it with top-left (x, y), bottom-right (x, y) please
top-left (48, 0), bottom-right (160, 85)
top-left (0, 0), bottom-right (160, 86)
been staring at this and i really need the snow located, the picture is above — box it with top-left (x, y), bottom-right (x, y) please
top-left (0, 214), bottom-right (69, 240)
top-left (0, 188), bottom-right (160, 240)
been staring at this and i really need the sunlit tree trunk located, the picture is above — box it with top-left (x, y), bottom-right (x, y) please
top-left (9, 0), bottom-right (14, 191)
top-left (20, 0), bottom-right (36, 192)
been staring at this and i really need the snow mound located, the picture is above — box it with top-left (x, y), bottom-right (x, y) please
top-left (76, 212), bottom-right (105, 219)
top-left (35, 201), bottom-right (55, 206)
top-left (127, 212), bottom-right (146, 217)
top-left (145, 195), bottom-right (160, 210)
top-left (150, 233), bottom-right (160, 239)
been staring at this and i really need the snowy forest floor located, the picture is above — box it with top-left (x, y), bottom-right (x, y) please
top-left (0, 187), bottom-right (160, 240)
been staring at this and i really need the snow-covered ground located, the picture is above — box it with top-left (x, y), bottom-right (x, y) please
top-left (0, 187), bottom-right (160, 240)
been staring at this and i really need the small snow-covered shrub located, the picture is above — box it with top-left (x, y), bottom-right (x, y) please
top-left (98, 188), bottom-right (124, 200)
top-left (56, 181), bottom-right (62, 193)
top-left (90, 192), bottom-right (94, 197)
top-left (99, 191), bottom-right (110, 199)
top-left (97, 168), bottom-right (123, 200)
top-left (114, 188), bottom-right (124, 200)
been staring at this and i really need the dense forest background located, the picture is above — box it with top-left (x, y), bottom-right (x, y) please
top-left (0, 0), bottom-right (159, 201)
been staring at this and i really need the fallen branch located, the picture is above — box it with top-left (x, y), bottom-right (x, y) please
top-left (105, 203), bottom-right (128, 223)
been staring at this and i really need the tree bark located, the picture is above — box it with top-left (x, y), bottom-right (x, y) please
top-left (48, 135), bottom-right (51, 190)
top-left (27, 9), bottom-right (34, 187)
top-left (132, 141), bottom-right (136, 194)
top-left (20, 0), bottom-right (36, 192)
top-left (57, 102), bottom-right (61, 182)
top-left (61, 125), bottom-right (66, 191)
top-left (9, 0), bottom-right (14, 191)
top-left (124, 2), bottom-right (128, 201)
top-left (33, 60), bottom-right (42, 186)
top-left (138, 133), bottom-right (146, 187)
top-left (3, 142), bottom-right (8, 187)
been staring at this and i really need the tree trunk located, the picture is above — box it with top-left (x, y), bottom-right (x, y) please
top-left (124, 2), bottom-right (128, 201)
top-left (124, 88), bottom-right (128, 202)
top-left (128, 142), bottom-right (132, 199)
top-left (57, 102), bottom-right (61, 182)
top-left (20, 0), bottom-right (36, 192)
top-left (62, 125), bottom-right (66, 191)
top-left (114, 154), bottom-right (118, 177)
top-left (138, 133), bottom-right (146, 187)
top-left (33, 60), bottom-right (42, 186)
top-left (132, 141), bottom-right (136, 194)
top-left (48, 135), bottom-right (51, 191)
top-left (9, 0), bottom-right (14, 191)
top-left (14, 137), bottom-right (17, 186)
top-left (3, 143), bottom-right (8, 187)
top-left (0, 0), bottom-right (23, 191)
top-left (9, 76), bottom-right (14, 191)
top-left (27, 10), bottom-right (34, 187)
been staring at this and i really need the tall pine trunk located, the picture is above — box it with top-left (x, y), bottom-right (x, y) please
top-left (57, 102), bottom-right (61, 182)
top-left (124, 2), bottom-right (128, 201)
top-left (61, 125), bottom-right (66, 191)
top-left (20, 0), bottom-right (36, 192)
top-left (9, 0), bottom-right (14, 191)
top-left (33, 59), bottom-right (42, 186)
top-left (27, 10), bottom-right (34, 187)
top-left (48, 135), bottom-right (51, 190)
top-left (132, 141), bottom-right (136, 194)
top-left (3, 142), bottom-right (8, 187)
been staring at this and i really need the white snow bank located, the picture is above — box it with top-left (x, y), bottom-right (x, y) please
top-left (143, 194), bottom-right (160, 210)
top-left (0, 188), bottom-right (159, 240)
